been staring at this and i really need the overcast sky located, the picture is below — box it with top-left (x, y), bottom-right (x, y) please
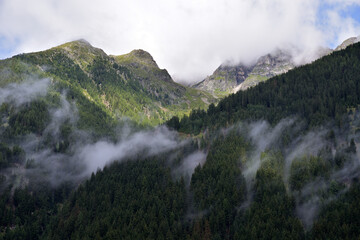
top-left (0, 0), bottom-right (360, 84)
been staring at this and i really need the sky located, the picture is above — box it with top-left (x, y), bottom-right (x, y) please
top-left (0, 0), bottom-right (359, 84)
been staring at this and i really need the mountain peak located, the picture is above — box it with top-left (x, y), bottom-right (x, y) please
top-left (58, 39), bottom-right (92, 49)
top-left (54, 39), bottom-right (107, 68)
top-left (56, 39), bottom-right (106, 55)
top-left (112, 49), bottom-right (160, 71)
top-left (126, 49), bottom-right (159, 69)
top-left (59, 39), bottom-right (92, 47)
top-left (130, 49), bottom-right (153, 59)
top-left (193, 48), bottom-right (295, 97)
top-left (335, 36), bottom-right (360, 51)
top-left (74, 38), bottom-right (91, 45)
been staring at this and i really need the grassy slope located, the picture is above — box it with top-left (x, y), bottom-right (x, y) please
top-left (0, 40), bottom-right (214, 127)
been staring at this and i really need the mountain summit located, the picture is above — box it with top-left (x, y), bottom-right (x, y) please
top-left (194, 35), bottom-right (360, 97)
top-left (335, 35), bottom-right (360, 51)
top-left (193, 49), bottom-right (295, 97)
top-left (1, 40), bottom-right (214, 126)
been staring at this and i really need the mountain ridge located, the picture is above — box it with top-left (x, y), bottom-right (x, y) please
top-left (194, 35), bottom-right (360, 97)
top-left (1, 38), bottom-right (360, 240)
top-left (193, 48), bottom-right (296, 97)
top-left (3, 39), bottom-right (215, 126)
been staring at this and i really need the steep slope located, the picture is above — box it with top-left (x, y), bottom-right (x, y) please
top-left (112, 49), bottom-right (186, 102)
top-left (0, 40), bottom-right (214, 126)
top-left (334, 35), bottom-right (360, 51)
top-left (193, 63), bottom-right (251, 98)
top-left (235, 49), bottom-right (295, 91)
top-left (169, 42), bottom-right (360, 134)
top-left (193, 49), bottom-right (296, 97)
top-left (195, 36), bottom-right (360, 98)
top-left (1, 40), bottom-right (360, 240)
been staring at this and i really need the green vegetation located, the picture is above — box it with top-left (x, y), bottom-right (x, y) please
top-left (1, 41), bottom-right (360, 239)
top-left (239, 74), bottom-right (269, 89)
top-left (233, 151), bottom-right (304, 240)
top-left (190, 134), bottom-right (248, 239)
top-left (194, 65), bottom-right (242, 98)
top-left (45, 159), bottom-right (187, 240)
top-left (3, 40), bottom-right (214, 127)
top-left (289, 156), bottom-right (331, 191)
top-left (194, 50), bottom-right (295, 97)
top-left (5, 100), bottom-right (50, 136)
top-left (213, 88), bottom-right (231, 98)
top-left (0, 184), bottom-right (72, 240)
top-left (309, 184), bottom-right (360, 239)
top-left (168, 42), bottom-right (360, 133)
top-left (0, 143), bottom-right (25, 170)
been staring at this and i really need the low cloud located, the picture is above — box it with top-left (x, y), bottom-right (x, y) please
top-left (173, 151), bottom-right (207, 184)
top-left (283, 129), bottom-right (328, 187)
top-left (221, 118), bottom-right (360, 230)
top-left (242, 118), bottom-right (295, 186)
top-left (6, 115), bottom-right (194, 188)
top-left (294, 154), bottom-right (360, 229)
top-left (0, 78), bottom-right (50, 106)
top-left (1, 0), bottom-right (360, 83)
top-left (0, 78), bottom-right (198, 188)
top-left (77, 126), bottom-right (187, 176)
top-left (44, 92), bottom-right (78, 138)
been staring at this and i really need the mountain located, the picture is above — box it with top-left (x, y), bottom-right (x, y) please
top-left (194, 36), bottom-right (359, 98)
top-left (193, 49), bottom-right (296, 97)
top-left (169, 42), bottom-right (360, 133)
top-left (112, 49), bottom-right (185, 103)
top-left (0, 40), bottom-right (214, 127)
top-left (234, 49), bottom-right (297, 91)
top-left (334, 35), bottom-right (360, 51)
top-left (44, 42), bottom-right (360, 240)
top-left (1, 39), bottom-right (360, 240)
top-left (167, 43), bottom-right (360, 238)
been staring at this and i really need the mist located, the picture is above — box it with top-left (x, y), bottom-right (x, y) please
top-left (1, 0), bottom-right (360, 83)
top-left (294, 148), bottom-right (360, 229)
top-left (209, 117), bottom-right (359, 230)
top-left (20, 125), bottom-right (190, 187)
top-left (0, 77), bottom-right (205, 190)
top-left (241, 118), bottom-right (296, 187)
top-left (173, 151), bottom-right (207, 184)
top-left (0, 73), bottom-right (359, 232)
top-left (0, 78), bottom-right (50, 106)
top-left (283, 129), bottom-right (328, 189)
top-left (245, 120), bottom-right (359, 229)
top-left (44, 93), bottom-right (79, 138)
top-left (77, 126), bottom-right (188, 177)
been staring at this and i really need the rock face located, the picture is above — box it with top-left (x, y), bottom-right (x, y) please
top-left (194, 35), bottom-right (360, 97)
top-left (194, 49), bottom-right (295, 97)
top-left (192, 64), bottom-right (251, 97)
top-left (335, 36), bottom-right (360, 51)
top-left (236, 49), bottom-right (295, 91)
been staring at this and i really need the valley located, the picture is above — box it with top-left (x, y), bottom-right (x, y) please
top-left (0, 38), bottom-right (360, 239)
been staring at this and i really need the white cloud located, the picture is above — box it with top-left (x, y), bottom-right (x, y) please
top-left (327, 11), bottom-right (360, 44)
top-left (0, 0), bottom-right (359, 83)
top-left (77, 126), bottom-right (184, 175)
top-left (326, 0), bottom-right (360, 5)
top-left (0, 78), bottom-right (50, 106)
top-left (321, 3), bottom-right (360, 47)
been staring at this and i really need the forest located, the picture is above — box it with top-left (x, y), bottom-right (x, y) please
top-left (167, 42), bottom-right (360, 134)
top-left (0, 43), bottom-right (360, 239)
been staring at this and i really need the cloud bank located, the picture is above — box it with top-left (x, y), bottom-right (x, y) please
top-left (0, 0), bottom-right (360, 83)
top-left (0, 78), bottom-right (50, 106)
top-left (77, 126), bottom-right (186, 176)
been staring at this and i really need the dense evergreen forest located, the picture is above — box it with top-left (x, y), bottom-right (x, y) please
top-left (167, 42), bottom-right (360, 134)
top-left (0, 42), bottom-right (360, 239)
